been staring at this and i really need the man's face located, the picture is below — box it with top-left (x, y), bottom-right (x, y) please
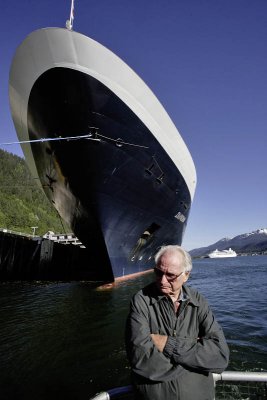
top-left (155, 251), bottom-right (189, 297)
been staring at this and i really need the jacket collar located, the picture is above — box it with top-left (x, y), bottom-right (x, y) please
top-left (148, 283), bottom-right (200, 307)
top-left (182, 285), bottom-right (200, 306)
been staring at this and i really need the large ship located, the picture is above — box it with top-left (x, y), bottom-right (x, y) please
top-left (208, 248), bottom-right (237, 258)
top-left (9, 24), bottom-right (196, 282)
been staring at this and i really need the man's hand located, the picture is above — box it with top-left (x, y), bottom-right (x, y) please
top-left (151, 334), bottom-right (168, 352)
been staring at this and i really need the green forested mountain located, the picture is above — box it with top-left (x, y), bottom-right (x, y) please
top-left (0, 149), bottom-right (69, 235)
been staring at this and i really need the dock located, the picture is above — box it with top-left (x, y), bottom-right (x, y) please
top-left (0, 229), bottom-right (102, 281)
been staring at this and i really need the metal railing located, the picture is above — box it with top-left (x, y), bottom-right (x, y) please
top-left (213, 371), bottom-right (267, 400)
top-left (89, 371), bottom-right (267, 400)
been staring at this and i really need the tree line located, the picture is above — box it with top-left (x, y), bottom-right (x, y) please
top-left (0, 149), bottom-right (69, 236)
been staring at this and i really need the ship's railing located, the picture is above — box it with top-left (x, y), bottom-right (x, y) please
top-left (89, 371), bottom-right (267, 400)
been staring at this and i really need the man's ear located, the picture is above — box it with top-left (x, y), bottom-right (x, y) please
top-left (183, 272), bottom-right (190, 283)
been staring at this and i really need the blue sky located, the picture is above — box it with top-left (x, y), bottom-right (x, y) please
top-left (0, 0), bottom-right (266, 250)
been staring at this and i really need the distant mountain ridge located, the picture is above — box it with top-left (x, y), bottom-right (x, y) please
top-left (189, 229), bottom-right (267, 258)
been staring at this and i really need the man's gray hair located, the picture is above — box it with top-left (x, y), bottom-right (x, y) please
top-left (154, 245), bottom-right (192, 272)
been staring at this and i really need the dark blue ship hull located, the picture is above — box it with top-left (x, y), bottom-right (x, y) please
top-left (27, 68), bottom-right (191, 281)
top-left (9, 28), bottom-right (196, 282)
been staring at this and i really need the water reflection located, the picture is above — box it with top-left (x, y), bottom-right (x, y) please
top-left (0, 256), bottom-right (266, 399)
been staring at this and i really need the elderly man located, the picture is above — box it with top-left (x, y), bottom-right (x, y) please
top-left (125, 245), bottom-right (229, 400)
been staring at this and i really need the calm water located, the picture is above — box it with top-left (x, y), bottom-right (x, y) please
top-left (0, 255), bottom-right (266, 399)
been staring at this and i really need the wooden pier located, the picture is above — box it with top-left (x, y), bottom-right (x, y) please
top-left (0, 229), bottom-right (102, 281)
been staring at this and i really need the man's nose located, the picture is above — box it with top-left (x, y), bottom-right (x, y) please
top-left (160, 273), bottom-right (168, 283)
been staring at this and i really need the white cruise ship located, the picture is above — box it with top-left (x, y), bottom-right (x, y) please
top-left (208, 248), bottom-right (237, 258)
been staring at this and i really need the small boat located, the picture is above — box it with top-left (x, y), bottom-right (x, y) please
top-left (208, 248), bottom-right (237, 258)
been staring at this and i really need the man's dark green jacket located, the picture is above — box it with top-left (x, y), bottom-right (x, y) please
top-left (125, 283), bottom-right (229, 400)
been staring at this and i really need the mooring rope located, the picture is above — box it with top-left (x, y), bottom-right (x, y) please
top-left (1, 133), bottom-right (149, 149)
top-left (0, 134), bottom-right (94, 145)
